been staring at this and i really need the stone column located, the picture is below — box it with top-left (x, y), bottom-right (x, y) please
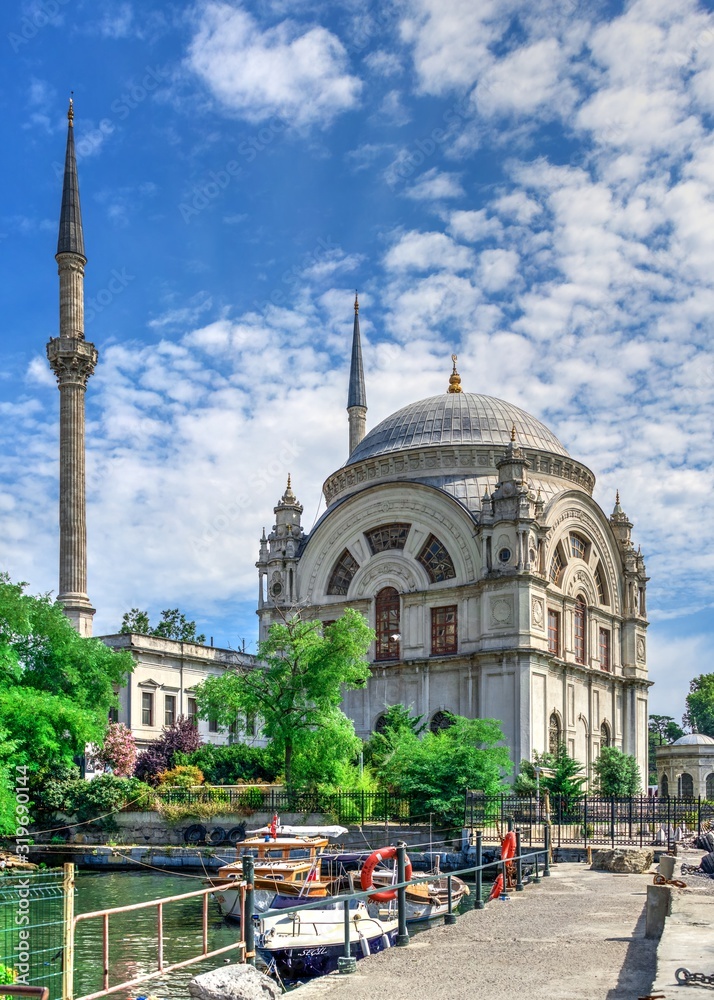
top-left (47, 325), bottom-right (97, 636)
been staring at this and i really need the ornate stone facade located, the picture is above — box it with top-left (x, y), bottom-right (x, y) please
top-left (655, 734), bottom-right (714, 798)
top-left (257, 358), bottom-right (651, 782)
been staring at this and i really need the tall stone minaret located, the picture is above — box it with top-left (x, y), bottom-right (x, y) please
top-left (347, 292), bottom-right (367, 454)
top-left (46, 99), bottom-right (97, 637)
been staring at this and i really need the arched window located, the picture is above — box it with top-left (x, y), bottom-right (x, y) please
top-left (678, 772), bottom-right (694, 798)
top-left (569, 533), bottom-right (588, 560)
top-left (374, 714), bottom-right (389, 735)
top-left (418, 534), bottom-right (456, 583)
top-left (365, 523), bottom-right (411, 553)
top-left (430, 711), bottom-right (455, 734)
top-left (549, 712), bottom-right (561, 754)
top-left (375, 587), bottom-right (400, 661)
top-left (595, 563), bottom-right (609, 605)
top-left (706, 774), bottom-right (714, 800)
top-left (600, 721), bottom-right (611, 747)
top-left (549, 549), bottom-right (564, 585)
top-left (327, 549), bottom-right (360, 596)
top-left (661, 774), bottom-right (669, 798)
top-left (574, 596), bottom-right (587, 664)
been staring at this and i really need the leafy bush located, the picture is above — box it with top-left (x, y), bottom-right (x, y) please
top-left (36, 775), bottom-right (156, 825)
top-left (95, 723), bottom-right (137, 777)
top-left (183, 742), bottom-right (281, 785)
top-left (157, 765), bottom-right (204, 788)
top-left (592, 746), bottom-right (641, 795)
top-left (134, 718), bottom-right (203, 785)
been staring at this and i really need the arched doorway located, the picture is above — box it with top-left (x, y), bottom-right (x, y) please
top-left (600, 721), bottom-right (611, 748)
top-left (678, 772), bottom-right (694, 798)
top-left (375, 587), bottom-right (400, 661)
top-left (707, 773), bottom-right (714, 800)
top-left (661, 774), bottom-right (669, 797)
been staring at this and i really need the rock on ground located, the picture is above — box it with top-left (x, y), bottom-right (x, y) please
top-left (591, 847), bottom-right (653, 873)
top-left (189, 964), bottom-right (281, 1000)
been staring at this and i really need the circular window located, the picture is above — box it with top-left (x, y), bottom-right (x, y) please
top-left (498, 547), bottom-right (511, 564)
top-left (271, 581), bottom-right (283, 597)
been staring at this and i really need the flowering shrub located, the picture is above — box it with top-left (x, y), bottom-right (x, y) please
top-left (134, 718), bottom-right (203, 785)
top-left (96, 723), bottom-right (137, 777)
top-left (157, 765), bottom-right (204, 788)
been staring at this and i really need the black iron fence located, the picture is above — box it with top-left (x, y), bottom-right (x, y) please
top-left (155, 787), bottom-right (415, 825)
top-left (465, 793), bottom-right (713, 848)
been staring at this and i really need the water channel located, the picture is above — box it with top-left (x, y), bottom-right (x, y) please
top-left (73, 869), bottom-right (481, 998)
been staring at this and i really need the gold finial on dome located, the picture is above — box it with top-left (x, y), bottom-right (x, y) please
top-left (68, 93), bottom-right (74, 126)
top-left (510, 424), bottom-right (516, 442)
top-left (354, 290), bottom-right (359, 313)
top-left (447, 354), bottom-right (463, 393)
top-left (616, 489), bottom-right (620, 504)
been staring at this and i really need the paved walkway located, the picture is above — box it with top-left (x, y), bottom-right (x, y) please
top-left (291, 863), bottom-right (659, 1000)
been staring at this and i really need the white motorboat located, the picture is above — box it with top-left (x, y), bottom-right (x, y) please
top-left (254, 897), bottom-right (398, 979)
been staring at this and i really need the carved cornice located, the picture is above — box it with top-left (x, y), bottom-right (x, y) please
top-left (46, 336), bottom-right (98, 388)
top-left (323, 445), bottom-right (595, 507)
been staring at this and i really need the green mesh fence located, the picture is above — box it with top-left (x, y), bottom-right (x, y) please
top-left (0, 870), bottom-right (67, 1000)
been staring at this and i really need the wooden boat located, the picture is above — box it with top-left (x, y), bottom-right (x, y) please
top-left (210, 857), bottom-right (332, 920)
top-left (230, 834), bottom-right (330, 860)
top-left (254, 897), bottom-right (398, 979)
top-left (369, 872), bottom-right (470, 923)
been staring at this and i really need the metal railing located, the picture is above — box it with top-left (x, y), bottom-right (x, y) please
top-left (0, 868), bottom-right (67, 1000)
top-left (155, 787), bottom-right (416, 824)
top-left (69, 881), bottom-right (245, 1000)
top-left (250, 833), bottom-right (550, 969)
top-left (465, 794), bottom-right (710, 847)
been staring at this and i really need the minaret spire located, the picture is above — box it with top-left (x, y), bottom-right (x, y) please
top-left (46, 100), bottom-right (97, 636)
top-left (347, 291), bottom-right (367, 454)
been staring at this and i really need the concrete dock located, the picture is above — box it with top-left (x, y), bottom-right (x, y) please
top-left (289, 860), bottom-right (713, 1000)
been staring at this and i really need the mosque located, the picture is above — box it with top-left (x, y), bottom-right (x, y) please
top-left (47, 104), bottom-right (651, 780)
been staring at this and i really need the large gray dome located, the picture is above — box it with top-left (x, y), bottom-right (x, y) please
top-left (672, 734), bottom-right (714, 746)
top-left (348, 393), bottom-right (569, 464)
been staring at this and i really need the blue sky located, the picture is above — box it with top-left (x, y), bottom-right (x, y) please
top-left (1, 0), bottom-right (713, 722)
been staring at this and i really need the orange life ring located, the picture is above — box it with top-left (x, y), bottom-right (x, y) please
top-left (488, 831), bottom-right (517, 902)
top-left (360, 846), bottom-right (413, 902)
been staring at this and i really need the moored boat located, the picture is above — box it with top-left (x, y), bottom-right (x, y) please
top-left (210, 857), bottom-right (332, 919)
top-left (254, 897), bottom-right (398, 978)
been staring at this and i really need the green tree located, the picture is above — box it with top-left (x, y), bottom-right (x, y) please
top-left (648, 714), bottom-right (684, 785)
top-left (363, 704), bottom-right (426, 771)
top-left (684, 675), bottom-right (714, 737)
top-left (515, 744), bottom-right (587, 803)
top-left (0, 574), bottom-right (132, 831)
top-left (119, 608), bottom-right (150, 634)
top-left (593, 746), bottom-right (641, 796)
top-left (119, 607), bottom-right (206, 644)
top-left (376, 715), bottom-right (511, 824)
top-left (195, 609), bottom-right (373, 786)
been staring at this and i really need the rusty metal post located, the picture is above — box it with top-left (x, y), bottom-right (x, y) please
top-left (62, 863), bottom-right (75, 1000)
top-left (544, 823), bottom-right (551, 877)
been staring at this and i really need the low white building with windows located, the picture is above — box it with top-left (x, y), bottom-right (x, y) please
top-left (656, 734), bottom-right (714, 798)
top-left (103, 632), bottom-right (257, 751)
top-left (256, 308), bottom-right (651, 779)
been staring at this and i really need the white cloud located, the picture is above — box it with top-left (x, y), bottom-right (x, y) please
top-left (187, 2), bottom-right (362, 128)
top-left (405, 167), bottom-right (464, 202)
top-left (364, 49), bottom-right (403, 77)
top-left (383, 230), bottom-right (475, 273)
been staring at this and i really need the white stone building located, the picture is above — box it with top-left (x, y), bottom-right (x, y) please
top-left (256, 299), bottom-right (651, 780)
top-left (46, 108), bottom-right (651, 778)
top-left (655, 734), bottom-right (714, 798)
